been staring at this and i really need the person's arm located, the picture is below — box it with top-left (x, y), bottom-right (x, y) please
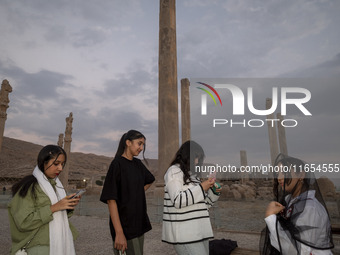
top-left (165, 166), bottom-right (214, 209)
top-left (50, 194), bottom-right (80, 213)
top-left (265, 201), bottom-right (295, 253)
top-left (143, 162), bottom-right (155, 191)
top-left (205, 186), bottom-right (222, 208)
top-left (265, 214), bottom-right (291, 251)
top-left (107, 200), bottom-right (127, 253)
top-left (10, 188), bottom-right (53, 231)
top-left (144, 183), bottom-right (152, 191)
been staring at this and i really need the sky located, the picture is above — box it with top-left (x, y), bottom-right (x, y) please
top-left (0, 0), bottom-right (339, 179)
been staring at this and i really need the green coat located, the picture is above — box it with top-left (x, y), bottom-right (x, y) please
top-left (8, 181), bottom-right (78, 255)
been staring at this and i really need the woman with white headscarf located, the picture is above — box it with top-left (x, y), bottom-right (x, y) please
top-left (8, 145), bottom-right (80, 255)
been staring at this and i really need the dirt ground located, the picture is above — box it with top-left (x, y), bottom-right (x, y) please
top-left (0, 208), bottom-right (261, 255)
top-left (1, 200), bottom-right (339, 255)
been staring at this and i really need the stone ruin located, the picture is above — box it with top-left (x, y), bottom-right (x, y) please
top-left (218, 179), bottom-right (273, 201)
top-left (0, 79), bottom-right (12, 153)
top-left (318, 176), bottom-right (338, 200)
top-left (216, 176), bottom-right (339, 202)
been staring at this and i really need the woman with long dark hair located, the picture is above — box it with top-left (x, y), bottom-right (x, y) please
top-left (261, 154), bottom-right (334, 255)
top-left (100, 130), bottom-right (155, 255)
top-left (162, 140), bottom-right (221, 255)
top-left (8, 145), bottom-right (80, 255)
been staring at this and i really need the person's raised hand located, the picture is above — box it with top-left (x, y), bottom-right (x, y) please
top-left (265, 201), bottom-right (285, 217)
top-left (50, 194), bottom-right (80, 213)
top-left (201, 178), bottom-right (215, 191)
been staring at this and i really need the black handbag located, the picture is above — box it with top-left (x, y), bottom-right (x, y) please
top-left (209, 238), bottom-right (238, 255)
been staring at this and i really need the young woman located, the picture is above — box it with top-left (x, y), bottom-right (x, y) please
top-left (8, 145), bottom-right (80, 255)
top-left (100, 130), bottom-right (155, 255)
top-left (261, 154), bottom-right (334, 255)
top-left (162, 140), bottom-right (221, 255)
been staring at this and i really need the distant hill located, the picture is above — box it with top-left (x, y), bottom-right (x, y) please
top-left (0, 136), bottom-right (158, 182)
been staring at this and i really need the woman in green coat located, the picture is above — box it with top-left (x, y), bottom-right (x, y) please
top-left (8, 145), bottom-right (80, 255)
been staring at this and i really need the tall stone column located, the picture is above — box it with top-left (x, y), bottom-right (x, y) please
top-left (57, 133), bottom-right (64, 148)
top-left (158, 0), bottom-right (179, 184)
top-left (277, 113), bottom-right (288, 156)
top-left (266, 98), bottom-right (279, 169)
top-left (0, 80), bottom-right (12, 153)
top-left (240, 150), bottom-right (249, 183)
top-left (181, 78), bottom-right (190, 144)
top-left (60, 112), bottom-right (73, 187)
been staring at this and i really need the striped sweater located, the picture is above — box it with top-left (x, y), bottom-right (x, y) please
top-left (162, 165), bottom-right (220, 244)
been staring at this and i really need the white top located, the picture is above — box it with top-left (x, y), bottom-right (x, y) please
top-left (162, 165), bottom-right (220, 244)
top-left (265, 190), bottom-right (333, 255)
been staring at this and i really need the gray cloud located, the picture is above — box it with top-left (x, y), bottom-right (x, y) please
top-left (177, 0), bottom-right (339, 78)
top-left (0, 61), bottom-right (74, 99)
top-left (98, 65), bottom-right (158, 111)
top-left (282, 53), bottom-right (340, 78)
top-left (0, 0), bottom-right (339, 171)
top-left (44, 26), bottom-right (68, 43)
top-left (72, 27), bottom-right (110, 47)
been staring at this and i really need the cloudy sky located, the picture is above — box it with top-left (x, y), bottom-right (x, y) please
top-left (0, 0), bottom-right (339, 178)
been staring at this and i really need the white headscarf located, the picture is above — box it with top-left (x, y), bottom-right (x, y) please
top-left (33, 166), bottom-right (76, 255)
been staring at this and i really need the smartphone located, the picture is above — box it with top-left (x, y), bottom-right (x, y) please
top-left (70, 189), bottom-right (86, 199)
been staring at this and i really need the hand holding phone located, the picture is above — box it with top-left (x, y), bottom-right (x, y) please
top-left (208, 169), bottom-right (217, 181)
top-left (70, 189), bottom-right (86, 199)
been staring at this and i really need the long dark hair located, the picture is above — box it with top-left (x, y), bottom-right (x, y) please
top-left (11, 145), bottom-right (67, 198)
top-left (115, 130), bottom-right (147, 163)
top-left (272, 153), bottom-right (309, 203)
top-left (170, 140), bottom-right (205, 184)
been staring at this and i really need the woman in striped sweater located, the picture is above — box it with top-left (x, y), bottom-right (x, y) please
top-left (162, 140), bottom-right (221, 255)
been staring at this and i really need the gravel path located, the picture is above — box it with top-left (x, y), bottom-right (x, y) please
top-left (0, 209), bottom-right (261, 255)
top-left (2, 207), bottom-right (339, 255)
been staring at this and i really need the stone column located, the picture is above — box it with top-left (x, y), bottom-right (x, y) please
top-left (277, 113), bottom-right (288, 156)
top-left (181, 78), bottom-right (190, 144)
top-left (158, 0), bottom-right (179, 184)
top-left (240, 150), bottom-right (249, 183)
top-left (266, 98), bottom-right (279, 169)
top-left (60, 112), bottom-right (73, 187)
top-left (57, 133), bottom-right (64, 148)
top-left (0, 80), bottom-right (12, 153)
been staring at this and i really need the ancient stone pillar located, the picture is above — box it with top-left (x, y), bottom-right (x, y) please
top-left (277, 113), bottom-right (288, 156)
top-left (266, 98), bottom-right (279, 169)
top-left (181, 78), bottom-right (190, 144)
top-left (240, 150), bottom-right (249, 183)
top-left (0, 80), bottom-right (12, 153)
top-left (60, 112), bottom-right (73, 187)
top-left (158, 0), bottom-right (179, 184)
top-left (57, 133), bottom-right (64, 148)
